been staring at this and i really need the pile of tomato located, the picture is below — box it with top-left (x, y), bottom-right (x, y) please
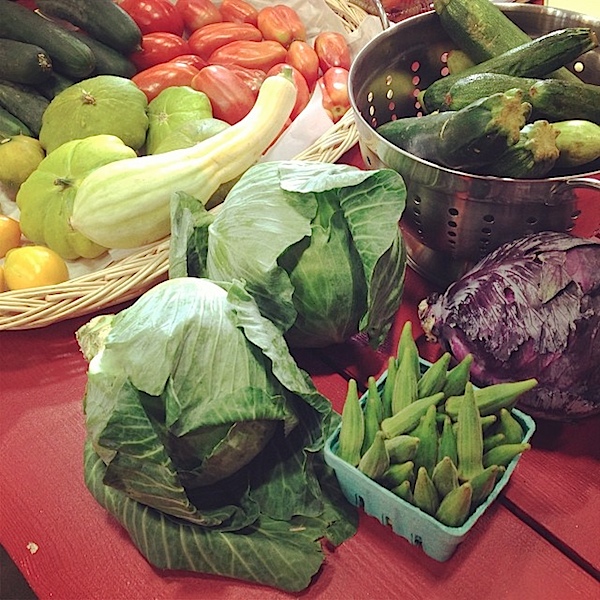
top-left (120, 0), bottom-right (352, 124)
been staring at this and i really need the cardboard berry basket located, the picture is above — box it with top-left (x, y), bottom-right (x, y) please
top-left (323, 362), bottom-right (537, 561)
top-left (0, 0), bottom-right (385, 330)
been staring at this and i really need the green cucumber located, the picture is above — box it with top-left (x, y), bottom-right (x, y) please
top-left (444, 73), bottom-right (600, 125)
top-left (70, 31), bottom-right (137, 79)
top-left (433, 0), bottom-right (579, 82)
top-left (36, 0), bottom-right (142, 55)
top-left (421, 27), bottom-right (598, 113)
top-left (0, 79), bottom-right (49, 136)
top-left (0, 38), bottom-right (53, 85)
top-left (0, 0), bottom-right (95, 79)
top-left (0, 105), bottom-right (32, 137)
top-left (35, 71), bottom-right (75, 100)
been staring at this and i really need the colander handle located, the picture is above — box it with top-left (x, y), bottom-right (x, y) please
top-left (563, 177), bottom-right (600, 192)
top-left (369, 0), bottom-right (391, 29)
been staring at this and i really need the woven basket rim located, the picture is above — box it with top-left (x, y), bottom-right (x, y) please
top-left (0, 0), bottom-right (364, 331)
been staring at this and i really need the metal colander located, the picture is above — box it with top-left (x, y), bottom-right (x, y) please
top-left (349, 2), bottom-right (600, 287)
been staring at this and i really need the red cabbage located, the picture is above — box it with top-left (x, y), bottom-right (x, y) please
top-left (419, 232), bottom-right (600, 420)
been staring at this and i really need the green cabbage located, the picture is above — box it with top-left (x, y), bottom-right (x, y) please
top-left (170, 160), bottom-right (408, 348)
top-left (78, 277), bottom-right (357, 592)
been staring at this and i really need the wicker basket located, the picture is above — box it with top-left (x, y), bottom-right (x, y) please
top-left (0, 1), bottom-right (367, 331)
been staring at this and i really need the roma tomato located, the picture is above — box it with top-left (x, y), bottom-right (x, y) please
top-left (318, 66), bottom-right (350, 122)
top-left (166, 54), bottom-right (207, 70)
top-left (256, 5), bottom-right (306, 48)
top-left (187, 22), bottom-right (262, 61)
top-left (130, 32), bottom-right (191, 71)
top-left (209, 40), bottom-right (287, 73)
top-left (132, 62), bottom-right (201, 101)
top-left (119, 0), bottom-right (185, 36)
top-left (174, 0), bottom-right (222, 32)
top-left (223, 64), bottom-right (266, 97)
top-left (313, 31), bottom-right (351, 73)
top-left (266, 63), bottom-right (309, 120)
top-left (286, 40), bottom-right (319, 91)
top-left (219, 0), bottom-right (259, 26)
top-left (191, 64), bottom-right (255, 124)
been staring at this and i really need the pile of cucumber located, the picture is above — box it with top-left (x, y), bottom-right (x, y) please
top-left (0, 0), bottom-right (141, 137)
top-left (377, 0), bottom-right (600, 178)
top-left (335, 321), bottom-right (536, 528)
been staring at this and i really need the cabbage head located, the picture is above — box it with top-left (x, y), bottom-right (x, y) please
top-left (170, 160), bottom-right (407, 348)
top-left (77, 277), bottom-right (357, 592)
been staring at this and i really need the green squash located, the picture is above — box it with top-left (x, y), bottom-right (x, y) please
top-left (153, 117), bottom-right (230, 154)
top-left (16, 135), bottom-right (137, 259)
top-left (39, 75), bottom-right (149, 154)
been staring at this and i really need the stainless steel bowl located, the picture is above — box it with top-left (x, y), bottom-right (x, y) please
top-left (349, 2), bottom-right (600, 287)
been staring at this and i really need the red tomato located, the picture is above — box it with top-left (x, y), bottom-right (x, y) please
top-left (266, 63), bottom-right (309, 121)
top-left (167, 54), bottom-right (208, 70)
top-left (209, 40), bottom-right (287, 73)
top-left (130, 32), bottom-right (191, 71)
top-left (313, 31), bottom-right (351, 73)
top-left (191, 64), bottom-right (255, 124)
top-left (187, 22), bottom-right (263, 61)
top-left (132, 62), bottom-right (201, 101)
top-left (318, 66), bottom-right (350, 122)
top-left (174, 0), bottom-right (222, 32)
top-left (223, 64), bottom-right (266, 97)
top-left (219, 0), bottom-right (259, 26)
top-left (256, 5), bottom-right (306, 48)
top-left (286, 40), bottom-right (319, 91)
top-left (119, 0), bottom-right (185, 36)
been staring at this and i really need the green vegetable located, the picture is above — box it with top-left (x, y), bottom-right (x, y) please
top-left (361, 376), bottom-right (383, 456)
top-left (337, 379), bottom-right (364, 467)
top-left (553, 120), bottom-right (600, 167)
top-left (0, 79), bottom-right (49, 136)
top-left (78, 277), bottom-right (357, 592)
top-left (456, 382), bottom-right (484, 481)
top-left (413, 466), bottom-right (439, 516)
top-left (0, 38), bottom-right (52, 85)
top-left (172, 160), bottom-right (407, 349)
top-left (434, 481), bottom-right (472, 527)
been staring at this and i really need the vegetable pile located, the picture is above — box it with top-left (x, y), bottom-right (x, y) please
top-left (169, 160), bottom-right (408, 349)
top-left (334, 321), bottom-right (535, 528)
top-left (76, 276), bottom-right (358, 592)
top-left (419, 232), bottom-right (600, 421)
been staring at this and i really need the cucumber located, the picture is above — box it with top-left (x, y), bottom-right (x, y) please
top-left (376, 89), bottom-right (532, 171)
top-left (36, 0), bottom-right (142, 55)
top-left (0, 105), bottom-right (33, 137)
top-left (35, 71), bottom-right (75, 100)
top-left (433, 0), bottom-right (579, 82)
top-left (0, 38), bottom-right (53, 85)
top-left (0, 79), bottom-right (49, 136)
top-left (444, 73), bottom-right (600, 125)
top-left (421, 27), bottom-right (598, 113)
top-left (0, 0), bottom-right (95, 79)
top-left (70, 31), bottom-right (137, 78)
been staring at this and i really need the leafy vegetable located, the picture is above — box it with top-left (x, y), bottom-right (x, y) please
top-left (78, 277), bottom-right (357, 592)
top-left (419, 232), bottom-right (600, 421)
top-left (170, 160), bottom-right (407, 348)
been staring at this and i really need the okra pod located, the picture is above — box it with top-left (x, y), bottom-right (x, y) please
top-left (442, 353), bottom-right (473, 397)
top-left (413, 466), bottom-right (440, 516)
top-left (395, 320), bottom-right (420, 376)
top-left (392, 345), bottom-right (419, 413)
top-left (337, 378), bottom-right (364, 467)
top-left (483, 442), bottom-right (531, 468)
top-left (496, 408), bottom-right (525, 444)
top-left (417, 352), bottom-right (452, 398)
top-left (456, 382), bottom-right (484, 481)
top-left (438, 414), bottom-right (458, 465)
top-left (435, 481), bottom-right (473, 527)
top-left (391, 479), bottom-right (413, 503)
top-left (384, 434), bottom-right (420, 464)
top-left (378, 460), bottom-right (415, 489)
top-left (358, 431), bottom-right (390, 480)
top-left (361, 376), bottom-right (383, 456)
top-left (410, 404), bottom-right (439, 476)
top-left (483, 432), bottom-right (506, 453)
top-left (470, 464), bottom-right (500, 507)
top-left (381, 356), bottom-right (396, 420)
top-left (432, 455), bottom-right (459, 500)
top-left (381, 392), bottom-right (445, 438)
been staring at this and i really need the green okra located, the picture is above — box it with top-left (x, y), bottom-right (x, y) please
top-left (381, 392), bottom-right (445, 438)
top-left (410, 404), bottom-right (439, 476)
top-left (456, 382), bottom-right (485, 482)
top-left (391, 479), bottom-right (413, 503)
top-left (378, 460), bottom-right (415, 489)
top-left (381, 356), bottom-right (396, 420)
top-left (413, 466), bottom-right (440, 516)
top-left (442, 354), bottom-right (473, 397)
top-left (417, 352), bottom-right (452, 398)
top-left (358, 431), bottom-right (390, 480)
top-left (496, 408), bottom-right (525, 444)
top-left (384, 434), bottom-right (420, 464)
top-left (438, 414), bottom-right (458, 466)
top-left (432, 455), bottom-right (459, 500)
top-left (337, 378), bottom-right (364, 467)
top-left (483, 442), bottom-right (531, 469)
top-left (445, 378), bottom-right (539, 419)
top-left (392, 345), bottom-right (419, 414)
top-left (435, 481), bottom-right (473, 528)
top-left (395, 320), bottom-right (420, 376)
top-left (361, 376), bottom-right (383, 456)
top-left (470, 464), bottom-right (500, 507)
top-left (483, 432), bottom-right (506, 453)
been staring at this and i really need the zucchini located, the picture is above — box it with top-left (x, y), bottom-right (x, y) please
top-left (0, 38), bottom-right (53, 85)
top-left (0, 105), bottom-right (32, 137)
top-left (433, 0), bottom-right (579, 82)
top-left (444, 73), bottom-right (600, 125)
top-left (70, 31), bottom-right (137, 79)
top-left (35, 71), bottom-right (75, 100)
top-left (377, 89), bottom-right (532, 171)
top-left (0, 0), bottom-right (95, 79)
top-left (0, 79), bottom-right (50, 136)
top-left (36, 0), bottom-right (142, 55)
top-left (421, 27), bottom-right (598, 113)
top-left (552, 120), bottom-right (600, 168)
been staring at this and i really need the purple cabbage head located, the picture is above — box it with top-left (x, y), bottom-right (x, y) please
top-left (419, 232), bottom-right (600, 421)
